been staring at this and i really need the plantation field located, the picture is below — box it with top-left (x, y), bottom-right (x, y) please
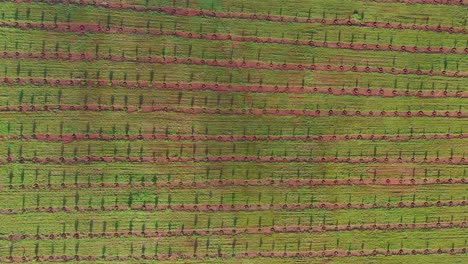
top-left (0, 0), bottom-right (466, 263)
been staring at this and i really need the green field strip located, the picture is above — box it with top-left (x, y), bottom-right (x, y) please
top-left (0, 137), bottom-right (465, 159)
top-left (2, 57), bottom-right (466, 91)
top-left (2, 0), bottom-right (466, 32)
top-left (0, 162), bottom-right (465, 187)
top-left (2, 28), bottom-right (467, 72)
top-left (0, 228), bottom-right (466, 256)
top-left (325, 254), bottom-right (468, 264)
top-left (0, 85), bottom-right (465, 112)
top-left (309, 71), bottom-right (466, 91)
top-left (0, 22), bottom-right (463, 65)
top-left (30, 254), bottom-right (468, 264)
top-left (1, 29), bottom-right (468, 75)
top-left (0, 228), bottom-right (463, 256)
top-left (0, 57), bottom-right (326, 87)
top-left (2, 206), bottom-right (465, 236)
top-left (0, 112), bottom-right (465, 136)
top-left (1, 184), bottom-right (466, 210)
top-left (1, 3), bottom-right (467, 52)
top-left (92, 0), bottom-right (468, 27)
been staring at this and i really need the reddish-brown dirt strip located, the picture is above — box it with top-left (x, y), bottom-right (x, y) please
top-left (369, 0), bottom-right (467, 5)
top-left (3, 177), bottom-right (465, 191)
top-left (4, 51), bottom-right (467, 78)
top-left (1, 156), bottom-right (465, 164)
top-left (7, 0), bottom-right (467, 34)
top-left (4, 221), bottom-right (465, 241)
top-left (2, 20), bottom-right (467, 60)
top-left (1, 248), bottom-right (466, 262)
top-left (1, 104), bottom-right (466, 118)
top-left (0, 200), bottom-right (465, 214)
top-left (2, 77), bottom-right (464, 98)
top-left (2, 132), bottom-right (465, 142)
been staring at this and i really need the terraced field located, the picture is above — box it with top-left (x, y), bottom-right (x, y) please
top-left (0, 0), bottom-right (467, 263)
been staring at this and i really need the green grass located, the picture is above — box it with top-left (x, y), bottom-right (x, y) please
top-left (0, 137), bottom-right (465, 159)
top-left (2, 28), bottom-right (467, 72)
top-left (0, 112), bottom-right (465, 136)
top-left (0, 85), bottom-right (466, 113)
top-left (2, 206), bottom-right (465, 235)
top-left (1, 228), bottom-right (466, 256)
top-left (2, 183), bottom-right (466, 210)
top-left (4, 0), bottom-right (465, 27)
top-left (2, 58), bottom-right (467, 92)
top-left (1, 2), bottom-right (467, 49)
top-left (33, 255), bottom-right (468, 264)
top-left (0, 162), bottom-right (465, 187)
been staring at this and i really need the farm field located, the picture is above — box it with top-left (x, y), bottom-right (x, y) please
top-left (0, 0), bottom-right (466, 263)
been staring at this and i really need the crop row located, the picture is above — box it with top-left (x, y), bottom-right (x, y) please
top-left (2, 51), bottom-right (467, 79)
top-left (0, 77), bottom-right (465, 98)
top-left (1, 56), bottom-right (466, 92)
top-left (1, 248), bottom-right (466, 263)
top-left (0, 112), bottom-right (464, 136)
top-left (2, 5), bottom-right (467, 56)
top-left (0, 84), bottom-right (466, 113)
top-left (3, 177), bottom-right (466, 192)
top-left (369, 0), bottom-right (465, 4)
top-left (1, 132), bottom-right (465, 142)
top-left (3, 27), bottom-right (467, 58)
top-left (2, 26), bottom-right (467, 65)
top-left (3, 31), bottom-right (467, 72)
top-left (1, 55), bottom-right (465, 93)
top-left (3, 207), bottom-right (466, 237)
top-left (1, 156), bottom-right (465, 166)
top-left (1, 183), bottom-right (466, 210)
top-left (1, 105), bottom-right (467, 119)
top-left (2, 199), bottom-right (466, 215)
top-left (3, 0), bottom-right (465, 30)
top-left (4, 221), bottom-right (466, 242)
top-left (0, 137), bottom-right (465, 158)
top-left (0, 228), bottom-right (466, 258)
top-left (0, 162), bottom-right (465, 187)
top-left (14, 254), bottom-right (465, 264)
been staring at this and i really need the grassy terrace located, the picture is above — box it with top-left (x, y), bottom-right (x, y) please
top-left (1, 58), bottom-right (467, 92)
top-left (0, 112), bottom-right (465, 135)
top-left (1, 2), bottom-right (467, 49)
top-left (2, 207), bottom-right (466, 235)
top-left (0, 85), bottom-right (466, 112)
top-left (0, 162), bottom-right (465, 187)
top-left (1, 184), bottom-right (467, 210)
top-left (114, 0), bottom-right (468, 27)
top-left (3, 29), bottom-right (467, 72)
top-left (0, 138), bottom-right (465, 158)
top-left (0, 228), bottom-right (466, 256)
top-left (3, 0), bottom-right (467, 28)
top-left (30, 255), bottom-right (468, 264)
